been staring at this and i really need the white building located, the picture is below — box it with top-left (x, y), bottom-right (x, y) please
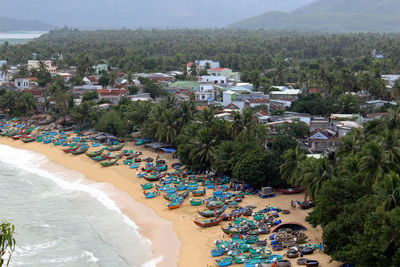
top-left (14, 78), bottom-right (30, 89)
top-left (270, 89), bottom-right (301, 100)
top-left (195, 82), bottom-right (215, 102)
top-left (199, 75), bottom-right (226, 84)
top-left (382, 75), bottom-right (400, 88)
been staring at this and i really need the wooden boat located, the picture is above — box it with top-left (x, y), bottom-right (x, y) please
top-left (198, 205), bottom-right (227, 217)
top-left (167, 198), bottom-right (183, 209)
top-left (192, 188), bottom-right (206, 197)
top-left (63, 144), bottom-right (80, 153)
top-left (12, 135), bottom-right (21, 140)
top-left (22, 135), bottom-right (36, 143)
top-left (206, 200), bottom-right (225, 210)
top-left (86, 147), bottom-right (107, 157)
top-left (100, 156), bottom-right (119, 167)
top-left (193, 216), bottom-right (224, 227)
top-left (71, 146), bottom-right (89, 155)
top-left (279, 187), bottom-right (305, 194)
top-left (104, 151), bottom-right (123, 159)
top-left (144, 175), bottom-right (161, 182)
top-left (215, 256), bottom-right (233, 266)
top-left (91, 155), bottom-right (107, 162)
top-left (107, 143), bottom-right (125, 151)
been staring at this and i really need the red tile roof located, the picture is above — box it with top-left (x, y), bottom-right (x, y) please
top-left (86, 76), bottom-right (97, 83)
top-left (249, 98), bottom-right (270, 104)
top-left (309, 88), bottom-right (321, 94)
top-left (97, 89), bottom-right (127, 96)
top-left (197, 106), bottom-right (207, 111)
top-left (257, 110), bottom-right (269, 116)
top-left (224, 103), bottom-right (240, 110)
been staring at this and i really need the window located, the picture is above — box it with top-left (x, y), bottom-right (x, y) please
top-left (201, 87), bottom-right (204, 90)
top-left (17, 82), bottom-right (21, 86)
top-left (202, 95), bottom-right (205, 100)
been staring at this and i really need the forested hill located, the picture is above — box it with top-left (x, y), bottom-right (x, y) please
top-left (3, 29), bottom-right (400, 73)
top-left (0, 17), bottom-right (54, 31)
top-left (228, 0), bottom-right (400, 32)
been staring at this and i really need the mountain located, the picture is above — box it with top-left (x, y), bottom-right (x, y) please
top-left (228, 0), bottom-right (400, 32)
top-left (0, 0), bottom-right (316, 29)
top-left (0, 17), bottom-right (54, 31)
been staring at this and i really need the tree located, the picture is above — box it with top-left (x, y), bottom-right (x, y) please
top-left (233, 148), bottom-right (267, 187)
top-left (128, 85), bottom-right (139, 95)
top-left (188, 127), bottom-right (217, 170)
top-left (15, 92), bottom-right (37, 116)
top-left (95, 110), bottom-right (124, 136)
top-left (0, 220), bottom-right (16, 267)
top-left (82, 91), bottom-right (99, 102)
top-left (189, 63), bottom-right (198, 76)
top-left (0, 64), bottom-right (9, 83)
top-left (98, 73), bottom-right (110, 87)
top-left (280, 146), bottom-right (306, 185)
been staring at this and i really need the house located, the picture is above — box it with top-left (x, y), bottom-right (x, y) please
top-left (195, 82), bottom-right (215, 103)
top-left (361, 100), bottom-right (396, 110)
top-left (200, 75), bottom-right (226, 84)
top-left (14, 78), bottom-right (30, 89)
top-left (28, 60), bottom-right (57, 73)
top-left (270, 89), bottom-right (301, 100)
top-left (207, 68), bottom-right (233, 78)
top-left (255, 110), bottom-right (270, 124)
top-left (95, 64), bottom-right (108, 74)
top-left (308, 129), bottom-right (339, 153)
top-left (310, 117), bottom-right (329, 133)
top-left (186, 62), bottom-right (200, 73)
top-left (83, 76), bottom-right (98, 85)
top-left (382, 75), bottom-right (400, 88)
top-left (248, 98), bottom-right (270, 109)
top-left (222, 90), bottom-right (269, 110)
top-left (97, 89), bottom-right (127, 105)
top-left (136, 73), bottom-right (174, 83)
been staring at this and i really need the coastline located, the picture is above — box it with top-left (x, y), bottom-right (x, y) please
top-left (0, 138), bottom-right (180, 267)
top-left (0, 137), bottom-right (341, 267)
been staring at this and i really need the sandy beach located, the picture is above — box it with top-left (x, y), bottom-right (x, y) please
top-left (0, 136), bottom-right (341, 267)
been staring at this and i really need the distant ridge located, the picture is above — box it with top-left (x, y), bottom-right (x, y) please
top-left (0, 17), bottom-right (55, 31)
top-left (228, 0), bottom-right (400, 32)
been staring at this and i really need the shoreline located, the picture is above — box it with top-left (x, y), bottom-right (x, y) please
top-left (0, 138), bottom-right (180, 267)
top-left (0, 137), bottom-right (341, 267)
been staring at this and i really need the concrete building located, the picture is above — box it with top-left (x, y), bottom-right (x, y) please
top-left (196, 59), bottom-right (220, 69)
top-left (200, 75), bottom-right (226, 84)
top-left (207, 68), bottom-right (233, 78)
top-left (14, 78), bottom-right (30, 89)
top-left (195, 82), bottom-right (215, 102)
top-left (310, 117), bottom-right (329, 133)
top-left (95, 64), bottom-right (108, 74)
top-left (382, 74), bottom-right (400, 88)
top-left (270, 89), bottom-right (301, 100)
top-left (28, 60), bottom-right (57, 73)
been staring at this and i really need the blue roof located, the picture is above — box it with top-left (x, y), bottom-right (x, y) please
top-left (160, 148), bottom-right (176, 153)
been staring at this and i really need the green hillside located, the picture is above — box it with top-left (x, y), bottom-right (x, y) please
top-left (228, 0), bottom-right (400, 32)
top-left (0, 17), bottom-right (54, 31)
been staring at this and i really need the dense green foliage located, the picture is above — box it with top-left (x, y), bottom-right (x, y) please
top-left (280, 108), bottom-right (400, 265)
top-left (0, 220), bottom-right (16, 267)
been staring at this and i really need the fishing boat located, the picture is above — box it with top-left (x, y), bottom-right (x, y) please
top-left (198, 205), bottom-right (227, 217)
top-left (279, 187), bottom-right (305, 194)
top-left (107, 143), bottom-right (125, 151)
top-left (144, 175), bottom-right (161, 182)
top-left (100, 156), bottom-right (119, 167)
top-left (71, 146), bottom-right (89, 155)
top-left (63, 144), bottom-right (80, 153)
top-left (206, 200), bottom-right (225, 210)
top-left (192, 188), bottom-right (206, 197)
top-left (211, 248), bottom-right (225, 257)
top-left (104, 151), bottom-right (123, 159)
top-left (141, 183), bottom-right (153, 190)
top-left (190, 198), bottom-right (203, 206)
top-left (22, 135), bottom-right (36, 143)
top-left (167, 197), bottom-right (183, 210)
top-left (215, 256), bottom-right (233, 266)
top-left (193, 216), bottom-right (224, 227)
top-left (234, 255), bottom-right (249, 264)
top-left (144, 191), bottom-right (157, 199)
top-left (91, 155), bottom-right (107, 162)
top-left (129, 163), bottom-right (139, 169)
top-left (86, 147), bottom-right (107, 157)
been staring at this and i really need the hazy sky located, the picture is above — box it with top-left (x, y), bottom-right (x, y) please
top-left (0, 0), bottom-right (318, 29)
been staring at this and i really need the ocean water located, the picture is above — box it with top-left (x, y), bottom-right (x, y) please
top-left (0, 31), bottom-right (46, 44)
top-left (0, 144), bottom-right (159, 267)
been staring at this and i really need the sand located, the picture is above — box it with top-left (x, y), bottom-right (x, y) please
top-left (0, 137), bottom-right (341, 267)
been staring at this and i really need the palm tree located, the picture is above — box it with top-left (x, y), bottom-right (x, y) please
top-left (386, 106), bottom-right (400, 131)
top-left (382, 130), bottom-right (400, 171)
top-left (211, 140), bottom-right (235, 174)
top-left (198, 106), bottom-right (215, 127)
top-left (229, 111), bottom-right (243, 138)
top-left (177, 100), bottom-right (195, 127)
top-left (1, 63), bottom-right (9, 83)
top-left (189, 127), bottom-right (217, 170)
top-left (359, 141), bottom-right (389, 188)
top-left (302, 157), bottom-right (334, 201)
top-left (158, 109), bottom-right (178, 144)
top-left (280, 146), bottom-right (306, 185)
top-left (374, 171), bottom-right (400, 211)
